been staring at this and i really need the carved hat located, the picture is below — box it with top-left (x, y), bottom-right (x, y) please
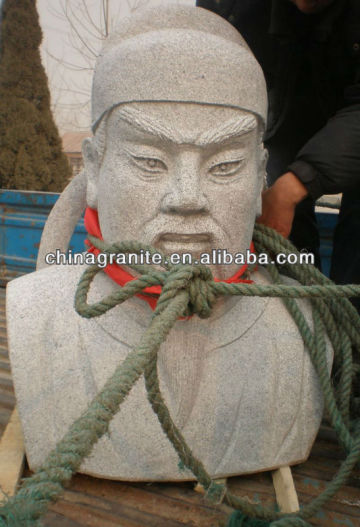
top-left (91, 5), bottom-right (267, 132)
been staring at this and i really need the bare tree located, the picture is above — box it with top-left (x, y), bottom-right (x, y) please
top-left (41, 0), bottom-right (150, 132)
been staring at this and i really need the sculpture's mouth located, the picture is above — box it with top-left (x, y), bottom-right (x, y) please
top-left (159, 233), bottom-right (211, 243)
top-left (156, 233), bottom-right (212, 256)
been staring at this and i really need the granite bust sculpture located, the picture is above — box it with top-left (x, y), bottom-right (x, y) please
top-left (7, 6), bottom-right (331, 481)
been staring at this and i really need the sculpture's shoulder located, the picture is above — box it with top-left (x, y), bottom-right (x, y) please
top-left (253, 267), bottom-right (313, 330)
top-left (6, 264), bottom-right (84, 348)
top-left (7, 264), bottom-right (83, 316)
top-left (250, 267), bottom-right (334, 369)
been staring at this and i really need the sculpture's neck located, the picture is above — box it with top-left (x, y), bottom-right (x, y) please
top-left (89, 268), bottom-right (242, 327)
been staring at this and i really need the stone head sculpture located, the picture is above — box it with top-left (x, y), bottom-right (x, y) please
top-left (82, 5), bottom-right (268, 278)
top-left (7, 5), bottom-right (331, 482)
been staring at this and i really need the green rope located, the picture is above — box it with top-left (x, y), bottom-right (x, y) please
top-left (1, 224), bottom-right (360, 527)
top-left (226, 511), bottom-right (310, 527)
top-left (227, 511), bottom-right (270, 526)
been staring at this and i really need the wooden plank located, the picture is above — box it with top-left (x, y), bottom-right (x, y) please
top-left (226, 471), bottom-right (276, 508)
top-left (0, 337), bottom-right (9, 348)
top-left (0, 370), bottom-right (13, 384)
top-left (194, 477), bottom-right (228, 505)
top-left (272, 466), bottom-right (300, 513)
top-left (194, 477), bottom-right (227, 495)
top-left (0, 388), bottom-right (15, 410)
top-left (0, 407), bottom-right (25, 498)
top-left (0, 409), bottom-right (14, 434)
top-left (0, 360), bottom-right (10, 372)
top-left (40, 477), bottom-right (229, 527)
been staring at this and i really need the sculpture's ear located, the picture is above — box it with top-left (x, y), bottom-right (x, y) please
top-left (256, 145), bottom-right (268, 217)
top-left (82, 137), bottom-right (100, 208)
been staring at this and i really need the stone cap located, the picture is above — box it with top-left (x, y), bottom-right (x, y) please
top-left (91, 6), bottom-right (267, 132)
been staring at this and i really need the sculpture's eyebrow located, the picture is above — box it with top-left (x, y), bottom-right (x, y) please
top-left (117, 106), bottom-right (182, 143)
top-left (198, 114), bottom-right (257, 145)
top-left (116, 106), bottom-right (257, 146)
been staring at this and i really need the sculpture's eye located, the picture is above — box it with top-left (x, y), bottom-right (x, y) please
top-left (209, 159), bottom-right (244, 177)
top-left (132, 156), bottom-right (167, 173)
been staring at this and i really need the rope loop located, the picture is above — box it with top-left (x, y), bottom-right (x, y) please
top-left (270, 518), bottom-right (310, 527)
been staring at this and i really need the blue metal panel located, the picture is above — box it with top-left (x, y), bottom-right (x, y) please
top-left (317, 211), bottom-right (338, 278)
top-left (0, 189), bottom-right (86, 281)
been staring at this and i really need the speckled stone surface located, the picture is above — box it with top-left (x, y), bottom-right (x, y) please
top-left (7, 5), bottom-right (332, 481)
top-left (7, 265), bottom-right (331, 480)
top-left (91, 5), bottom-right (267, 132)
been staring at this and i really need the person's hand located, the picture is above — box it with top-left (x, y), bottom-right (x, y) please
top-left (256, 171), bottom-right (308, 239)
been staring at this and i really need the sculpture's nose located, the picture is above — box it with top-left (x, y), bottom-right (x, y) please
top-left (160, 152), bottom-right (209, 215)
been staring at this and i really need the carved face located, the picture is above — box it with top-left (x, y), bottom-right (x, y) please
top-left (85, 102), bottom-right (266, 279)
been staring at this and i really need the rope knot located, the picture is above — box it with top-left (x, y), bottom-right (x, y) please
top-left (187, 265), bottom-right (216, 318)
top-left (158, 264), bottom-right (217, 319)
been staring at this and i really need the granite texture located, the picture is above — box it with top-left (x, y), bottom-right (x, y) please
top-left (7, 5), bottom-right (332, 481)
top-left (91, 5), bottom-right (267, 132)
top-left (7, 265), bottom-right (330, 480)
top-left (36, 171), bottom-right (87, 270)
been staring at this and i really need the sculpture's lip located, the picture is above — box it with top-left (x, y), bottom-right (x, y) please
top-left (158, 233), bottom-right (211, 243)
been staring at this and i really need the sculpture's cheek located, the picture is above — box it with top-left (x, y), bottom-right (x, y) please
top-left (96, 158), bottom-right (169, 244)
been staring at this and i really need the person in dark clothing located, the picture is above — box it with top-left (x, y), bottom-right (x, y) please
top-left (196, 0), bottom-right (360, 280)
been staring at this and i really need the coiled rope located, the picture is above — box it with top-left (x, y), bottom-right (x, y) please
top-left (0, 224), bottom-right (359, 527)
